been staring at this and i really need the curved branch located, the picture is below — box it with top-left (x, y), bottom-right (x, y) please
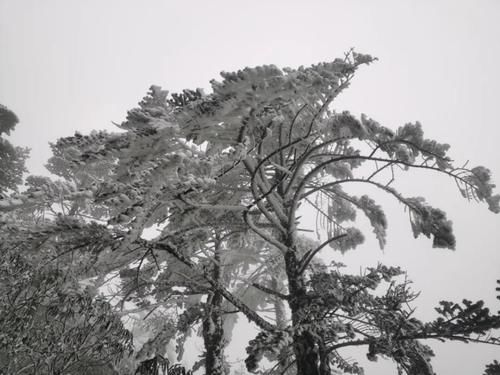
top-left (293, 154), bottom-right (481, 212)
top-left (328, 332), bottom-right (500, 353)
top-left (284, 137), bottom-right (346, 199)
top-left (243, 210), bottom-right (288, 253)
top-left (297, 234), bottom-right (347, 275)
top-left (243, 158), bottom-right (287, 233)
top-left (369, 139), bottom-right (452, 163)
top-left (287, 103), bottom-right (309, 142)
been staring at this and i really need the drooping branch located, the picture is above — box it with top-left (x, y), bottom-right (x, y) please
top-left (328, 332), bottom-right (500, 353)
top-left (295, 154), bottom-right (487, 208)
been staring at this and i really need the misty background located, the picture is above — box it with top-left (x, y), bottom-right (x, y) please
top-left (1, 1), bottom-right (499, 373)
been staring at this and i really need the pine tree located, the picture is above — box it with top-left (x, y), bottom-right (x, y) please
top-left (0, 182), bottom-right (133, 374)
top-left (5, 52), bottom-right (499, 375)
top-left (144, 51), bottom-right (499, 374)
top-left (0, 104), bottom-right (29, 194)
top-left (38, 87), bottom-right (280, 374)
top-left (0, 121), bottom-right (134, 374)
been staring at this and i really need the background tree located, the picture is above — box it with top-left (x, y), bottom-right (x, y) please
top-left (0, 109), bottom-right (133, 374)
top-left (0, 182), bottom-right (134, 374)
top-left (0, 104), bottom-right (29, 193)
top-left (485, 360), bottom-right (500, 375)
top-left (0, 245), bottom-right (133, 375)
top-left (42, 89), bottom-right (282, 375)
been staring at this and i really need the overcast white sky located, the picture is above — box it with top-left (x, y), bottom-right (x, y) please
top-left (1, 0), bottom-right (499, 373)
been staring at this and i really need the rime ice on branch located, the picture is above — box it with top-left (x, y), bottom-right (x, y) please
top-left (2, 52), bottom-right (499, 375)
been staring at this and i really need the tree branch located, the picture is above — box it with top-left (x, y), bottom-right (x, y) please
top-left (151, 240), bottom-right (276, 331)
top-left (251, 283), bottom-right (289, 300)
top-left (297, 234), bottom-right (347, 275)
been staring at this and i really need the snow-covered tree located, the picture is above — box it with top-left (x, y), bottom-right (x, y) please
top-left (0, 104), bottom-right (29, 193)
top-left (0, 187), bottom-right (133, 374)
top-left (3, 52), bottom-right (500, 375)
top-left (36, 87), bottom-right (281, 374)
top-left (133, 51), bottom-right (498, 375)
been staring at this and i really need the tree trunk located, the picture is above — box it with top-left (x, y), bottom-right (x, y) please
top-left (202, 237), bottom-right (226, 375)
top-left (202, 290), bottom-right (225, 375)
top-left (272, 276), bottom-right (294, 374)
top-left (284, 249), bottom-right (323, 375)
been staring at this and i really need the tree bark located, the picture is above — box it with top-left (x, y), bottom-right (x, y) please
top-left (272, 276), bottom-right (294, 374)
top-left (202, 290), bottom-right (225, 375)
top-left (284, 248), bottom-right (323, 375)
top-left (202, 237), bottom-right (226, 375)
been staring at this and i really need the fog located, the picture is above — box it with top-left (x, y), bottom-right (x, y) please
top-left (1, 1), bottom-right (499, 373)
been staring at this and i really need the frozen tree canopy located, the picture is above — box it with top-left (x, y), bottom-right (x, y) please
top-left (1, 52), bottom-right (499, 375)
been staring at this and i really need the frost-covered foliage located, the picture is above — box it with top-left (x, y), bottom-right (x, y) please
top-left (0, 105), bottom-right (29, 193)
top-left (0, 227), bottom-right (133, 374)
top-left (1, 51), bottom-right (499, 375)
top-left (484, 360), bottom-right (500, 375)
top-left (246, 263), bottom-right (500, 375)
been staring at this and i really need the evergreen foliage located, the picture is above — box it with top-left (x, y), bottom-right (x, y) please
top-left (1, 53), bottom-right (499, 374)
top-left (0, 105), bottom-right (29, 193)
